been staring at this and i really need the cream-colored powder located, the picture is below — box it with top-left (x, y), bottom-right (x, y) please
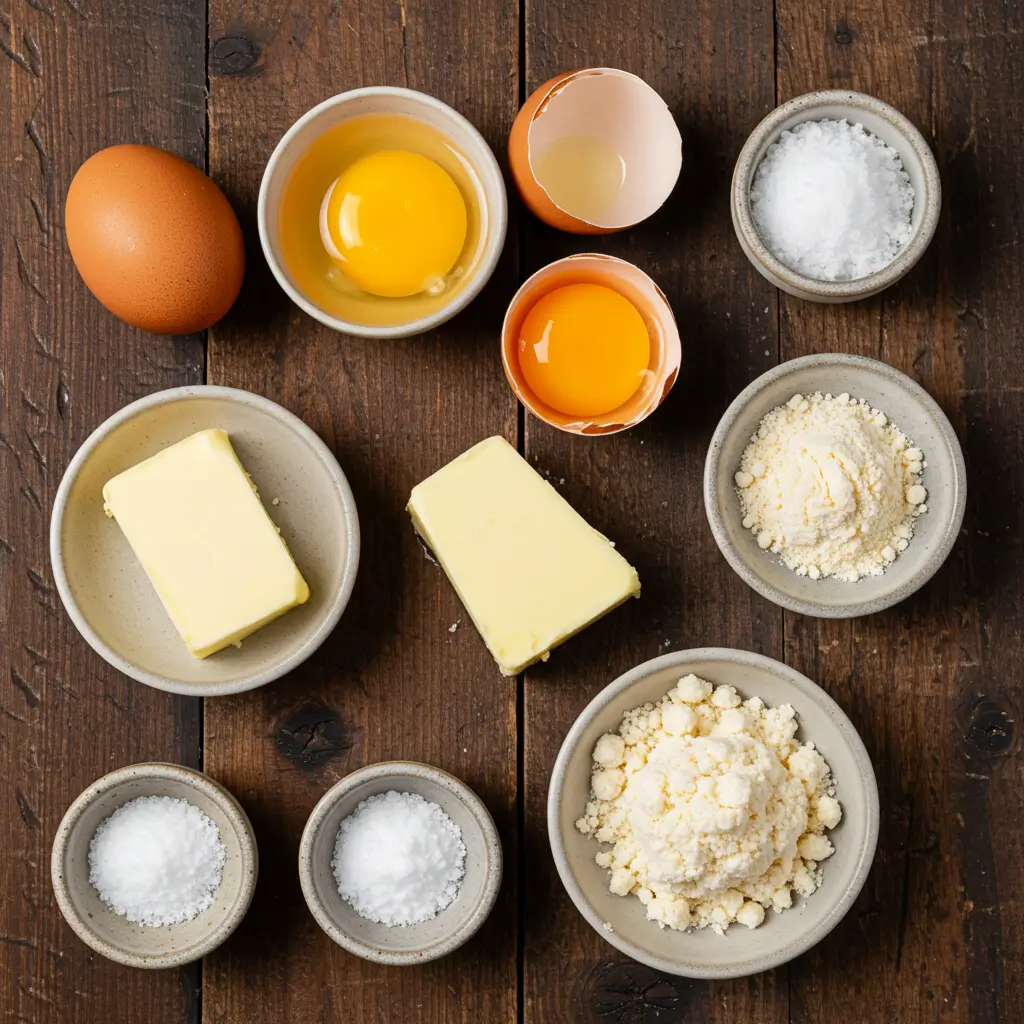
top-left (576, 674), bottom-right (842, 934)
top-left (735, 392), bottom-right (927, 582)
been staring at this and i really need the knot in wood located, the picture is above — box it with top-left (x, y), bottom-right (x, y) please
top-left (834, 22), bottom-right (854, 45)
top-left (210, 36), bottom-right (260, 76)
top-left (966, 703), bottom-right (1014, 755)
top-left (274, 699), bottom-right (350, 769)
top-left (577, 961), bottom-right (690, 1023)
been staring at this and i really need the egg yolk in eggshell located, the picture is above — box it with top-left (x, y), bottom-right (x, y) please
top-left (518, 283), bottom-right (651, 418)
top-left (320, 150), bottom-right (468, 298)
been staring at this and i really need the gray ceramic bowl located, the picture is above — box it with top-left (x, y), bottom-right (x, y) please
top-left (704, 354), bottom-right (966, 618)
top-left (299, 761), bottom-right (502, 965)
top-left (51, 762), bottom-right (258, 969)
top-left (731, 90), bottom-right (941, 301)
top-left (549, 648), bottom-right (879, 979)
top-left (50, 385), bottom-right (360, 696)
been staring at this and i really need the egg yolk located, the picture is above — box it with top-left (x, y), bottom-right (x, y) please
top-left (320, 150), bottom-right (467, 298)
top-left (518, 283), bottom-right (650, 418)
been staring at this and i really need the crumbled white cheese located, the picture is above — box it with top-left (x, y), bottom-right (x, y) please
top-left (735, 392), bottom-right (927, 581)
top-left (576, 674), bottom-right (842, 934)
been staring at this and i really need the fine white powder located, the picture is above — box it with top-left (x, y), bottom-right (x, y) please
top-left (332, 790), bottom-right (466, 927)
top-left (576, 675), bottom-right (842, 933)
top-left (88, 795), bottom-right (227, 927)
top-left (750, 118), bottom-right (914, 281)
top-left (736, 392), bottom-right (927, 581)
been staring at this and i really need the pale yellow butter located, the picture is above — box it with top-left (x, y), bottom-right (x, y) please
top-left (408, 436), bottom-right (640, 675)
top-left (103, 428), bottom-right (309, 658)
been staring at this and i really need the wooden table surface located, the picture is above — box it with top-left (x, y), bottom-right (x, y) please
top-left (2, 0), bottom-right (1021, 1021)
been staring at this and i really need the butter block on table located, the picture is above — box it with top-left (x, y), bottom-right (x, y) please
top-left (103, 428), bottom-right (309, 658)
top-left (408, 436), bottom-right (640, 675)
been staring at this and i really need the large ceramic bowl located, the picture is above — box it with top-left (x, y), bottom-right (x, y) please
top-left (51, 762), bottom-right (257, 969)
top-left (704, 354), bottom-right (966, 618)
top-left (731, 90), bottom-right (941, 302)
top-left (549, 649), bottom-right (879, 978)
top-left (51, 385), bottom-right (360, 696)
top-left (299, 761), bottom-right (502, 965)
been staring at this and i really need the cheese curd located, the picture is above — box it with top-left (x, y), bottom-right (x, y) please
top-left (576, 674), bottom-right (842, 934)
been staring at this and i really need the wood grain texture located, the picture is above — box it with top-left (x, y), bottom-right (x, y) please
top-left (0, 1), bottom-right (204, 1022)
top-left (520, 2), bottom-right (786, 1021)
top-left (775, 1), bottom-right (1024, 1022)
top-left (203, 1), bottom-right (519, 1021)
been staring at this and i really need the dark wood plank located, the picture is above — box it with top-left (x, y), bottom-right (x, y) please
top-left (776, 1), bottom-right (1024, 1022)
top-left (0, 1), bottom-right (205, 1021)
top-left (204, 1), bottom-right (519, 1020)
top-left (520, 3), bottom-right (786, 1021)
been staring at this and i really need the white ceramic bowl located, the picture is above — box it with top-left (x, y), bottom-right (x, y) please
top-left (50, 386), bottom-right (360, 696)
top-left (549, 649), bottom-right (879, 979)
top-left (259, 87), bottom-right (507, 338)
top-left (731, 90), bottom-right (941, 302)
top-left (51, 762), bottom-right (257, 969)
top-left (299, 761), bottom-right (502, 965)
top-left (704, 354), bottom-right (966, 618)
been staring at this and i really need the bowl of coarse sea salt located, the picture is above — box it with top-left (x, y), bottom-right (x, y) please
top-left (731, 90), bottom-right (941, 302)
top-left (299, 761), bottom-right (502, 965)
top-left (51, 762), bottom-right (257, 968)
top-left (704, 353), bottom-right (966, 618)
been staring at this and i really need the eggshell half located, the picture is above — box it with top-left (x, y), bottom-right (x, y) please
top-left (501, 254), bottom-right (681, 435)
top-left (65, 145), bottom-right (245, 334)
top-left (509, 69), bottom-right (682, 234)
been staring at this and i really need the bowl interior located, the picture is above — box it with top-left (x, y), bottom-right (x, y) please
top-left (304, 769), bottom-right (500, 961)
top-left (261, 90), bottom-right (506, 335)
top-left (57, 392), bottom-right (356, 691)
top-left (708, 359), bottom-right (964, 617)
top-left (551, 651), bottom-right (878, 977)
top-left (55, 767), bottom-right (255, 965)
top-left (501, 255), bottom-right (681, 435)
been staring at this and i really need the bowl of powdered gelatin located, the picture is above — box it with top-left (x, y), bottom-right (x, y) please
top-left (299, 761), bottom-right (502, 965)
top-left (731, 90), bottom-right (940, 302)
top-left (704, 354), bottom-right (966, 618)
top-left (51, 762), bottom-right (257, 968)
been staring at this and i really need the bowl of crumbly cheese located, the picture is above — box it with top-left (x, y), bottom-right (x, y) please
top-left (705, 353), bottom-right (966, 618)
top-left (549, 649), bottom-right (879, 979)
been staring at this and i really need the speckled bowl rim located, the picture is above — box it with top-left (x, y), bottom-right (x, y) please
top-left (49, 384), bottom-right (361, 697)
top-left (258, 86), bottom-right (508, 339)
top-left (298, 760), bottom-right (503, 965)
top-left (731, 90), bottom-right (941, 301)
top-left (547, 648), bottom-right (880, 979)
top-left (50, 762), bottom-right (258, 970)
top-left (703, 354), bottom-right (967, 618)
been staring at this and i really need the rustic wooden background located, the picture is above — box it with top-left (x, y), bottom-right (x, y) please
top-left (1, 0), bottom-right (1021, 1021)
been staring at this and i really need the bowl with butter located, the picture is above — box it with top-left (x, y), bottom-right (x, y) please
top-left (51, 386), bottom-right (360, 696)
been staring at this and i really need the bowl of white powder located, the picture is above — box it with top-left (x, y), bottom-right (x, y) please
top-left (299, 761), bottom-right (502, 965)
top-left (549, 648), bottom-right (879, 978)
top-left (704, 353), bottom-right (966, 618)
top-left (731, 90), bottom-right (940, 302)
top-left (51, 762), bottom-right (257, 968)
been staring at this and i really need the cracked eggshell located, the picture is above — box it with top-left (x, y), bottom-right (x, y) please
top-left (509, 68), bottom-right (683, 234)
top-left (501, 254), bottom-right (681, 435)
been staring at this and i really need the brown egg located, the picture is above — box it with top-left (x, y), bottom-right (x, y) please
top-left (65, 145), bottom-right (245, 333)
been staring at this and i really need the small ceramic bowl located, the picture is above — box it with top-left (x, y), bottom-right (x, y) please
top-left (549, 648), bottom-right (879, 979)
top-left (259, 87), bottom-right (507, 339)
top-left (731, 90), bottom-right (941, 302)
top-left (704, 354), bottom-right (966, 618)
top-left (51, 385), bottom-right (360, 696)
top-left (51, 762), bottom-right (258, 969)
top-left (501, 254), bottom-right (681, 435)
top-left (299, 761), bottom-right (502, 965)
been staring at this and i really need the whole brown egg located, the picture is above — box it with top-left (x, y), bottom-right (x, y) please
top-left (65, 145), bottom-right (245, 333)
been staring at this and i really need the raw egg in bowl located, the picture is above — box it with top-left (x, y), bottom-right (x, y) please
top-left (259, 88), bottom-right (507, 338)
top-left (509, 69), bottom-right (682, 234)
top-left (502, 255), bottom-right (681, 435)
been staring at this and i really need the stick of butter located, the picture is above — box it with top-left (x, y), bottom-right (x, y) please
top-left (408, 436), bottom-right (640, 675)
top-left (103, 428), bottom-right (310, 658)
